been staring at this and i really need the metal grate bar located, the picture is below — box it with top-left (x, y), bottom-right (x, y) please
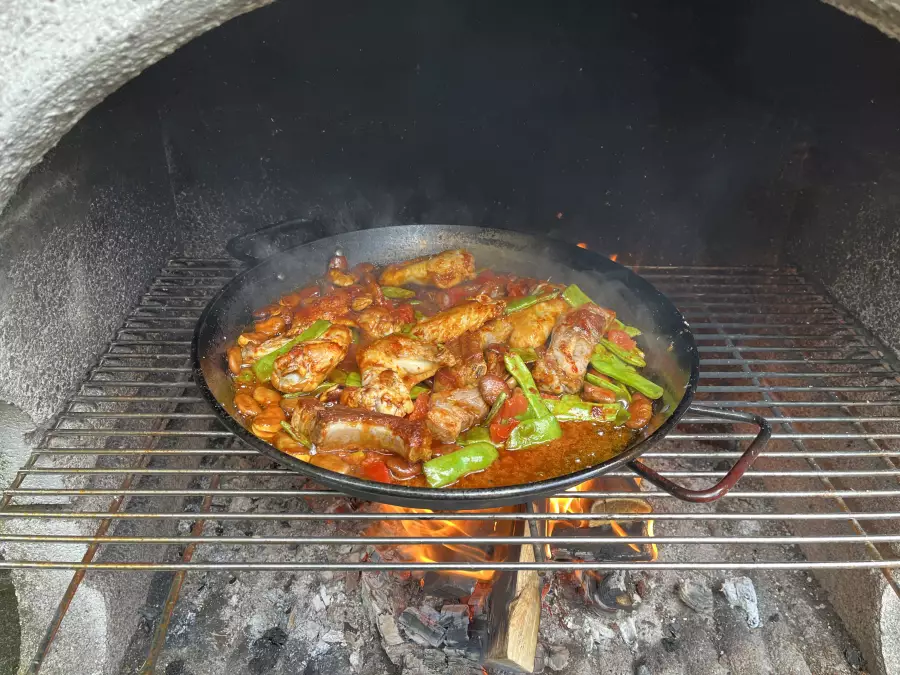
top-left (4, 261), bottom-right (900, 672)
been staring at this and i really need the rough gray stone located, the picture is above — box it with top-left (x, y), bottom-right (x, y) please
top-left (678, 579), bottom-right (714, 614)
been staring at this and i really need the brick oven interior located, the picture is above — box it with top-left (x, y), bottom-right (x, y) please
top-left (2, 0), bottom-right (900, 673)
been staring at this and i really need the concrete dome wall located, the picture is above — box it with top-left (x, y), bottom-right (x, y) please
top-left (0, 0), bottom-right (271, 213)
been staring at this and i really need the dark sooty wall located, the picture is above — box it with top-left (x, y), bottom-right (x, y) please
top-left (3, 0), bottom-right (900, 422)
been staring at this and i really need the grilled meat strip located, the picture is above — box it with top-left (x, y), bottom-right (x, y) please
top-left (532, 304), bottom-right (616, 395)
top-left (425, 387), bottom-right (490, 443)
top-left (379, 249), bottom-right (476, 289)
top-left (507, 297), bottom-right (569, 349)
top-left (410, 297), bottom-right (505, 344)
top-left (292, 398), bottom-right (433, 463)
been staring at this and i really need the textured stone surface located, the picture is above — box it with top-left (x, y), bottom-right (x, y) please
top-left (0, 0), bottom-right (271, 212)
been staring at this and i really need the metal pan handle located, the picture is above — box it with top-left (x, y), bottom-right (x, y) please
top-left (628, 404), bottom-right (772, 503)
top-left (225, 217), bottom-right (342, 264)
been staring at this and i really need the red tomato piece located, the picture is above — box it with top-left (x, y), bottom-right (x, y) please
top-left (362, 459), bottom-right (392, 483)
top-left (408, 391), bottom-right (431, 422)
top-left (499, 388), bottom-right (528, 420)
top-left (490, 419), bottom-right (519, 443)
top-left (607, 329), bottom-right (637, 352)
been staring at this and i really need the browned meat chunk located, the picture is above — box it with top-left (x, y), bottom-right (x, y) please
top-left (292, 399), bottom-right (432, 462)
top-left (270, 326), bottom-right (353, 393)
top-left (532, 304), bottom-right (615, 395)
top-left (356, 306), bottom-right (407, 340)
top-left (379, 249), bottom-right (476, 289)
top-left (425, 387), bottom-right (489, 443)
top-left (507, 297), bottom-right (569, 349)
top-left (410, 297), bottom-right (505, 344)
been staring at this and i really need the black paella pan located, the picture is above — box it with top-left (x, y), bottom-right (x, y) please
top-left (192, 223), bottom-right (770, 509)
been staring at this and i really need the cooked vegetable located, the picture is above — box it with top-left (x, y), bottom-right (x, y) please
top-left (484, 391), bottom-right (508, 425)
top-left (590, 345), bottom-right (663, 400)
top-left (279, 420), bottom-right (310, 448)
top-left (599, 336), bottom-right (646, 368)
top-left (410, 384), bottom-right (430, 400)
top-left (252, 320), bottom-right (331, 382)
top-left (613, 318), bottom-right (642, 337)
top-left (585, 372), bottom-right (631, 403)
top-left (507, 415), bottom-right (563, 451)
top-left (544, 395), bottom-right (627, 423)
top-left (233, 370), bottom-right (256, 384)
top-left (561, 283), bottom-right (593, 307)
top-left (381, 285), bottom-right (417, 299)
top-left (423, 442), bottom-right (499, 487)
top-left (505, 290), bottom-right (560, 315)
top-left (457, 426), bottom-right (497, 446)
top-left (503, 353), bottom-right (552, 419)
top-left (510, 347), bottom-right (539, 363)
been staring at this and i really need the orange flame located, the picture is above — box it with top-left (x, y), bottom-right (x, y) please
top-left (576, 242), bottom-right (588, 249)
top-left (367, 504), bottom-right (515, 581)
top-left (609, 253), bottom-right (619, 262)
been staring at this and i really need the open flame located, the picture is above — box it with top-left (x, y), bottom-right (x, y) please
top-left (366, 504), bottom-right (515, 582)
top-left (546, 477), bottom-right (658, 561)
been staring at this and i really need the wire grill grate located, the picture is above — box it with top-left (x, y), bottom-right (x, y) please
top-left (2, 260), bottom-right (900, 669)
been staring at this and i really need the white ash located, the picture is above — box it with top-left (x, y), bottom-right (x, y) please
top-left (721, 577), bottom-right (762, 630)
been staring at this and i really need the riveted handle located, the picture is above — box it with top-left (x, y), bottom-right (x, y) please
top-left (225, 218), bottom-right (340, 264)
top-left (628, 404), bottom-right (772, 503)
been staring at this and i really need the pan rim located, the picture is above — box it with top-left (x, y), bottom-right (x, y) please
top-left (192, 224), bottom-right (700, 507)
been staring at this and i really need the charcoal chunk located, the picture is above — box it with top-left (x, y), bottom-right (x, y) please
top-left (423, 571), bottom-right (477, 600)
top-left (398, 607), bottom-right (446, 647)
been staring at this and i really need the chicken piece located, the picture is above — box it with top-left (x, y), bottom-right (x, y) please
top-left (379, 249), bottom-right (476, 289)
top-left (508, 297), bottom-right (569, 349)
top-left (241, 335), bottom-right (295, 363)
top-left (425, 387), bottom-right (490, 443)
top-left (456, 317), bottom-right (513, 354)
top-left (358, 335), bottom-right (457, 389)
top-left (286, 288), bottom-right (359, 336)
top-left (356, 306), bottom-right (408, 340)
top-left (270, 326), bottom-right (353, 393)
top-left (433, 353), bottom-right (487, 391)
top-left (342, 369), bottom-right (415, 417)
top-left (410, 297), bottom-right (505, 344)
top-left (292, 398), bottom-right (432, 462)
top-left (434, 317), bottom-right (511, 391)
top-left (344, 335), bottom-right (458, 416)
top-left (532, 304), bottom-right (616, 395)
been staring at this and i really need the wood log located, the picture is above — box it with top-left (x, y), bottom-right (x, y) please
top-left (484, 521), bottom-right (541, 673)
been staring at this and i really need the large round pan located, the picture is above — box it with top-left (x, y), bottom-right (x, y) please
top-left (193, 224), bottom-right (770, 509)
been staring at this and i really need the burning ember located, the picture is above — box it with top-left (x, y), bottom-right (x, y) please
top-left (576, 242), bottom-right (588, 249)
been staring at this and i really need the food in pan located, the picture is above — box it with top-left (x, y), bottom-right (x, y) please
top-left (225, 249), bottom-right (664, 488)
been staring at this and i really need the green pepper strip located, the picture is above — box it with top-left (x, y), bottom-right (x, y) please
top-left (484, 392), bottom-right (508, 426)
top-left (562, 284), bottom-right (593, 307)
top-left (599, 337), bottom-right (646, 368)
top-left (613, 318), bottom-right (642, 337)
top-left (457, 426), bottom-right (497, 446)
top-left (252, 320), bottom-right (331, 382)
top-left (233, 370), bottom-right (256, 384)
top-left (381, 286), bottom-right (416, 299)
top-left (510, 347), bottom-right (539, 364)
top-left (279, 421), bottom-right (311, 448)
top-left (503, 353), bottom-right (552, 419)
top-left (544, 395), bottom-right (624, 423)
top-left (585, 372), bottom-right (631, 403)
top-left (410, 384), bottom-right (429, 400)
top-left (590, 345), bottom-right (664, 400)
top-left (414, 310), bottom-right (426, 322)
top-left (423, 442), bottom-right (499, 488)
top-left (507, 415), bottom-right (563, 451)
top-left (504, 290), bottom-right (560, 315)
top-left (282, 381), bottom-right (338, 398)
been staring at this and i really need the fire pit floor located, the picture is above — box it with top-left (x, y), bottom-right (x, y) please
top-left (1, 261), bottom-right (897, 674)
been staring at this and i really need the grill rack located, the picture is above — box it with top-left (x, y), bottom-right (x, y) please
top-left (2, 260), bottom-right (900, 669)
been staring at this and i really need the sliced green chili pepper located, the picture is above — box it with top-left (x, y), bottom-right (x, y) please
top-left (381, 286), bottom-right (417, 299)
top-left (503, 353), bottom-right (552, 419)
top-left (506, 415), bottom-right (563, 451)
top-left (328, 369), bottom-right (362, 387)
top-left (544, 395), bottom-right (624, 423)
top-left (410, 384), bottom-right (429, 400)
top-left (233, 370), bottom-right (256, 384)
top-left (345, 371), bottom-right (362, 387)
top-left (400, 323), bottom-right (414, 334)
top-left (599, 337), bottom-right (647, 368)
top-left (252, 320), bottom-right (331, 382)
top-left (282, 381), bottom-right (338, 398)
top-left (280, 421), bottom-right (310, 448)
top-left (414, 310), bottom-right (426, 322)
top-left (585, 371), bottom-right (631, 403)
top-left (613, 318), bottom-right (642, 337)
top-left (561, 284), bottom-right (593, 307)
top-left (590, 346), bottom-right (663, 400)
top-left (504, 290), bottom-right (560, 315)
top-left (408, 299), bottom-right (422, 305)
top-left (484, 392), bottom-right (508, 426)
top-left (510, 347), bottom-right (539, 364)
top-left (457, 426), bottom-right (497, 446)
top-left (423, 443), bottom-right (499, 488)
